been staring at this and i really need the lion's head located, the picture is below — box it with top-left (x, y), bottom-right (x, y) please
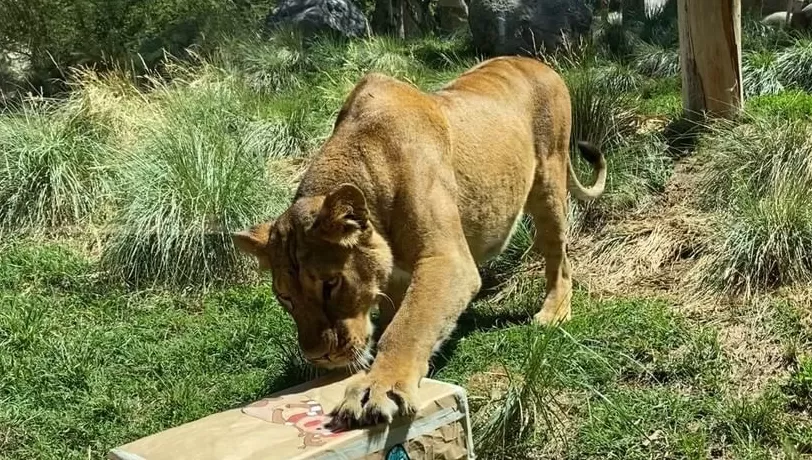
top-left (233, 184), bottom-right (393, 370)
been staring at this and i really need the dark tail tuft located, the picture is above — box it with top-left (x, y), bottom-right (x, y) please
top-left (576, 141), bottom-right (604, 166)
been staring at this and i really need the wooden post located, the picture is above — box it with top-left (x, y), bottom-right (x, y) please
top-left (677, 0), bottom-right (743, 120)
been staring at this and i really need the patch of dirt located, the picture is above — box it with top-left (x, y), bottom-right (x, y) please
top-left (570, 157), bottom-right (711, 302)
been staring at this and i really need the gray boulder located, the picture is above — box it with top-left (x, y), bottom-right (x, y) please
top-left (762, 10), bottom-right (792, 27)
top-left (796, 3), bottom-right (812, 28)
top-left (468, 0), bottom-right (592, 57)
top-left (265, 0), bottom-right (369, 39)
top-left (762, 0), bottom-right (805, 15)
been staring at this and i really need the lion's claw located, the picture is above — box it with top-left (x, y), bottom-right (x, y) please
top-left (328, 374), bottom-right (417, 429)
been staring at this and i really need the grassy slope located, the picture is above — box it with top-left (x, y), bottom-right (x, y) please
top-left (2, 240), bottom-right (810, 459)
top-left (3, 19), bottom-right (812, 460)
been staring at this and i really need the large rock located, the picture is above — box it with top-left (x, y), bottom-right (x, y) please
top-left (761, 0), bottom-right (805, 15)
top-left (796, 3), bottom-right (812, 28)
top-left (265, 0), bottom-right (369, 39)
top-left (469, 0), bottom-right (592, 57)
top-left (762, 4), bottom-right (812, 30)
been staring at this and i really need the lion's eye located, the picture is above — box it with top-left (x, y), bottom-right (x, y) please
top-left (322, 276), bottom-right (341, 301)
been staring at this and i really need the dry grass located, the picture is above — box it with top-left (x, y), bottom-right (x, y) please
top-left (570, 158), bottom-right (709, 300)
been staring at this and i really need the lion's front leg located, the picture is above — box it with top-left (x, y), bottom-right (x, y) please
top-left (330, 253), bottom-right (481, 428)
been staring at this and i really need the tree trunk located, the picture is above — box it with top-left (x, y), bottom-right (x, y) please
top-left (677, 0), bottom-right (742, 120)
top-left (741, 0), bottom-right (762, 16)
top-left (372, 0), bottom-right (406, 38)
top-left (372, 0), bottom-right (428, 37)
top-left (622, 0), bottom-right (646, 21)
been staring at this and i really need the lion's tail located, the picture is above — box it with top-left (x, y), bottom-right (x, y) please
top-left (568, 141), bottom-right (607, 202)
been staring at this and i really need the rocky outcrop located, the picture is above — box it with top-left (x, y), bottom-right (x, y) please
top-left (468, 0), bottom-right (592, 56)
top-left (265, 0), bottom-right (369, 38)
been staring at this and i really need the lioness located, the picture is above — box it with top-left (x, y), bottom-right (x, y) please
top-left (233, 56), bottom-right (607, 428)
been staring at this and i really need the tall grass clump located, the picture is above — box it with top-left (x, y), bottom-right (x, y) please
top-left (742, 19), bottom-right (797, 52)
top-left (215, 29), bottom-right (307, 94)
top-left (482, 216), bottom-right (535, 286)
top-left (0, 100), bottom-right (112, 232)
top-left (594, 63), bottom-right (644, 93)
top-left (776, 39), bottom-right (812, 92)
top-left (695, 118), bottom-right (812, 296)
top-left (634, 0), bottom-right (678, 48)
top-left (566, 70), bottom-right (638, 150)
top-left (633, 43), bottom-right (680, 78)
top-left (474, 327), bottom-right (570, 456)
top-left (743, 50), bottom-right (784, 97)
top-left (474, 325), bottom-right (629, 457)
top-left (101, 78), bottom-right (292, 288)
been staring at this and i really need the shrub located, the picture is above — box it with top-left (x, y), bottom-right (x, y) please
top-left (743, 50), bottom-right (784, 98)
top-left (0, 0), bottom-right (266, 89)
top-left (696, 118), bottom-right (812, 296)
top-left (101, 77), bottom-right (292, 288)
top-left (0, 99), bottom-right (112, 232)
top-left (776, 39), bottom-right (812, 92)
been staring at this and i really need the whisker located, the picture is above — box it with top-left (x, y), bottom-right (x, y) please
top-left (376, 291), bottom-right (395, 312)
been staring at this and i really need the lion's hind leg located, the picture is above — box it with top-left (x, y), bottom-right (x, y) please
top-left (526, 156), bottom-right (573, 326)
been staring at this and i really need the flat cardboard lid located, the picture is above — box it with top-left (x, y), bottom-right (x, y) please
top-left (108, 374), bottom-right (470, 460)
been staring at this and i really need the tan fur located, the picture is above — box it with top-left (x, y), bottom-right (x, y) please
top-left (233, 56), bottom-right (607, 428)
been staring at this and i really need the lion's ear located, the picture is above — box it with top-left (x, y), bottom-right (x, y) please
top-left (232, 221), bottom-right (274, 258)
top-left (314, 183), bottom-right (368, 246)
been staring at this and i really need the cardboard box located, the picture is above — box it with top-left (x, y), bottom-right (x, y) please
top-left (107, 373), bottom-right (475, 460)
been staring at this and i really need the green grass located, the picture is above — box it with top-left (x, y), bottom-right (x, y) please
top-left (433, 285), bottom-right (810, 459)
top-left (746, 90), bottom-right (812, 120)
top-left (4, 23), bottom-right (812, 460)
top-left (0, 241), bottom-right (299, 458)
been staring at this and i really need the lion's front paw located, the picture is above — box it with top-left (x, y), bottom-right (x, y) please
top-left (329, 373), bottom-right (418, 429)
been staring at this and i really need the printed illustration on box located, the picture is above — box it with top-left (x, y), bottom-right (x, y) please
top-left (242, 396), bottom-right (346, 448)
